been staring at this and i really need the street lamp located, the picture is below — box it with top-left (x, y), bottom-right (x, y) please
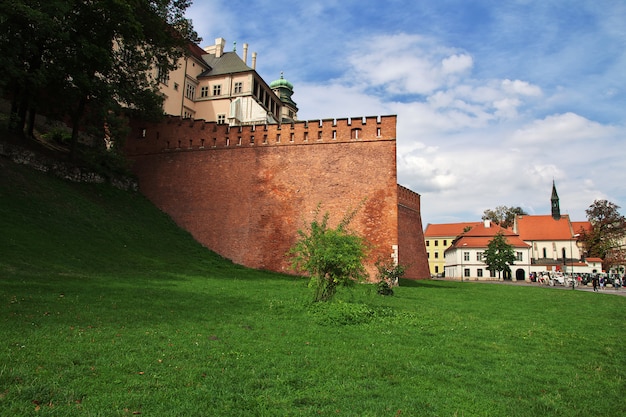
top-left (570, 233), bottom-right (580, 289)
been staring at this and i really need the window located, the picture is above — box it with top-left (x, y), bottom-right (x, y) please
top-left (542, 248), bottom-right (547, 258)
top-left (213, 85), bottom-right (221, 96)
top-left (351, 128), bottom-right (361, 139)
top-left (490, 269), bottom-right (496, 278)
top-left (434, 252), bottom-right (439, 259)
top-left (476, 252), bottom-right (483, 261)
top-left (464, 268), bottom-right (470, 277)
top-left (234, 82), bottom-right (242, 94)
top-left (157, 67), bottom-right (169, 85)
top-left (443, 240), bottom-right (447, 246)
top-left (185, 83), bottom-right (195, 100)
top-left (477, 269), bottom-right (483, 277)
top-left (434, 240), bottom-right (439, 246)
top-left (200, 86), bottom-right (209, 97)
top-left (516, 252), bottom-right (523, 261)
top-left (217, 114), bottom-right (226, 124)
top-left (426, 241), bottom-right (430, 247)
top-left (434, 266), bottom-right (439, 273)
top-left (463, 251), bottom-right (470, 261)
top-left (174, 82), bottom-right (179, 91)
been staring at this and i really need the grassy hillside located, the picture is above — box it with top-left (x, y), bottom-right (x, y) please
top-left (1, 155), bottom-right (625, 416)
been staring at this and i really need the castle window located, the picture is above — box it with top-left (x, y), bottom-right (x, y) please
top-left (217, 114), bottom-right (226, 124)
top-left (157, 67), bottom-right (169, 85)
top-left (185, 83), bottom-right (195, 100)
top-left (332, 130), bottom-right (337, 139)
top-left (376, 127), bottom-right (381, 137)
top-left (263, 135), bottom-right (268, 144)
top-left (212, 138), bottom-right (217, 147)
top-left (226, 138), bottom-right (230, 147)
top-left (200, 139), bottom-right (205, 148)
top-left (290, 133), bottom-right (294, 142)
top-left (276, 134), bottom-right (280, 143)
top-left (250, 136), bottom-right (255, 145)
top-left (304, 132), bottom-right (308, 141)
top-left (200, 86), bottom-right (209, 97)
top-left (234, 82), bottom-right (242, 94)
top-left (351, 128), bottom-right (361, 139)
top-left (317, 131), bottom-right (322, 140)
top-left (213, 85), bottom-right (221, 96)
top-left (237, 137), bottom-right (242, 146)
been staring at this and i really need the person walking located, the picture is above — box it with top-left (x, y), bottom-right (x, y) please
top-left (592, 275), bottom-right (598, 292)
top-left (599, 275), bottom-right (605, 291)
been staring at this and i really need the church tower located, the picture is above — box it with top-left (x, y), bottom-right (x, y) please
top-left (551, 180), bottom-right (561, 220)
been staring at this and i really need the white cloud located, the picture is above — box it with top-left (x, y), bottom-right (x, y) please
top-left (511, 112), bottom-right (616, 144)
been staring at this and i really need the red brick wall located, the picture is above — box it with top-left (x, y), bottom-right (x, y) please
top-left (125, 115), bottom-right (428, 280)
top-left (398, 185), bottom-right (430, 279)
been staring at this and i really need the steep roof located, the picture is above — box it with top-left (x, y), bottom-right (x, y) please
top-left (515, 214), bottom-right (574, 240)
top-left (571, 221), bottom-right (592, 235)
top-left (199, 51), bottom-right (252, 76)
top-left (424, 222), bottom-right (482, 237)
top-left (447, 221), bottom-right (530, 251)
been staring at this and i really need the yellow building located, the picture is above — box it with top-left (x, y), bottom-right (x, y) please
top-left (155, 38), bottom-right (297, 125)
top-left (424, 222), bottom-right (480, 277)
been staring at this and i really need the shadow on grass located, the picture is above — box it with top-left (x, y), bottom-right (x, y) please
top-left (399, 278), bottom-right (458, 289)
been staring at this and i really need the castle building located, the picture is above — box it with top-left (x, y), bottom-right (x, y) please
top-left (155, 38), bottom-right (296, 125)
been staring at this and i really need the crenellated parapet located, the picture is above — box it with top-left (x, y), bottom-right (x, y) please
top-left (398, 184), bottom-right (421, 211)
top-left (124, 115), bottom-right (397, 155)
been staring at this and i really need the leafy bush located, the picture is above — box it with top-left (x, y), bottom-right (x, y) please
top-left (375, 258), bottom-right (406, 296)
top-left (289, 205), bottom-right (368, 302)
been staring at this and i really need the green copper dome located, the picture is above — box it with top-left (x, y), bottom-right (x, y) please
top-left (270, 72), bottom-right (293, 90)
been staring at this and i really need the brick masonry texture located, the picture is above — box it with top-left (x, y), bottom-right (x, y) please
top-left (124, 116), bottom-right (429, 280)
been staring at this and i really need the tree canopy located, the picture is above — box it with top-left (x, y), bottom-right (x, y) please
top-left (481, 206), bottom-right (527, 229)
top-left (578, 200), bottom-right (626, 272)
top-left (1, 0), bottom-right (199, 157)
top-left (483, 232), bottom-right (516, 279)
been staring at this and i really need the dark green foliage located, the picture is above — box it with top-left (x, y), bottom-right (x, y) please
top-left (483, 232), bottom-right (516, 279)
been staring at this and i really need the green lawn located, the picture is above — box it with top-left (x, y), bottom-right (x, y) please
top-left (1, 157), bottom-right (625, 416)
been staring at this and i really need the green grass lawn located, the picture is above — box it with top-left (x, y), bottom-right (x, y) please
top-left (1, 156), bottom-right (625, 416)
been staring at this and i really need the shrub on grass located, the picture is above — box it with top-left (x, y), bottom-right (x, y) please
top-left (289, 205), bottom-right (368, 302)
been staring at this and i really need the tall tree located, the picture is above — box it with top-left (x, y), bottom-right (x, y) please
top-left (482, 206), bottom-right (527, 229)
top-left (579, 200), bottom-right (626, 272)
top-left (483, 232), bottom-right (516, 280)
top-left (1, 0), bottom-right (198, 156)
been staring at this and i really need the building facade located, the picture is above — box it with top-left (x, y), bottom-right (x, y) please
top-left (424, 222), bottom-right (481, 277)
top-left (154, 38), bottom-right (296, 125)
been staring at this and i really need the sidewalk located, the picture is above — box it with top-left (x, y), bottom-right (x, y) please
top-left (434, 278), bottom-right (626, 296)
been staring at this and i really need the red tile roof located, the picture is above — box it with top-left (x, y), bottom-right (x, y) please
top-left (515, 215), bottom-right (574, 240)
top-left (571, 221), bottom-right (592, 235)
top-left (424, 222), bottom-right (482, 237)
top-left (448, 222), bottom-right (530, 250)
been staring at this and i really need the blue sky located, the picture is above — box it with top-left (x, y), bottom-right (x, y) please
top-left (186, 0), bottom-right (626, 225)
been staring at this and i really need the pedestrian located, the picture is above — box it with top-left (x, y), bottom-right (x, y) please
top-left (599, 275), bottom-right (605, 290)
top-left (592, 275), bottom-right (598, 292)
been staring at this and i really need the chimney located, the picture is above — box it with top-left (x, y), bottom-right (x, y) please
top-left (484, 220), bottom-right (491, 228)
top-left (251, 52), bottom-right (257, 70)
top-left (215, 37), bottom-right (225, 58)
top-left (243, 43), bottom-right (248, 65)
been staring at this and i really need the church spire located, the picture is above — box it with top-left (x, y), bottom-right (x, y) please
top-left (551, 180), bottom-right (561, 220)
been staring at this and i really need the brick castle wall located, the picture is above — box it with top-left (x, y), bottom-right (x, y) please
top-left (124, 115), bottom-right (429, 279)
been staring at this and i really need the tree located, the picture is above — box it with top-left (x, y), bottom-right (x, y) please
top-left (483, 232), bottom-right (516, 280)
top-left (482, 206), bottom-right (527, 229)
top-left (579, 200), bottom-right (626, 272)
top-left (1, 0), bottom-right (198, 157)
top-left (289, 206), bottom-right (368, 302)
